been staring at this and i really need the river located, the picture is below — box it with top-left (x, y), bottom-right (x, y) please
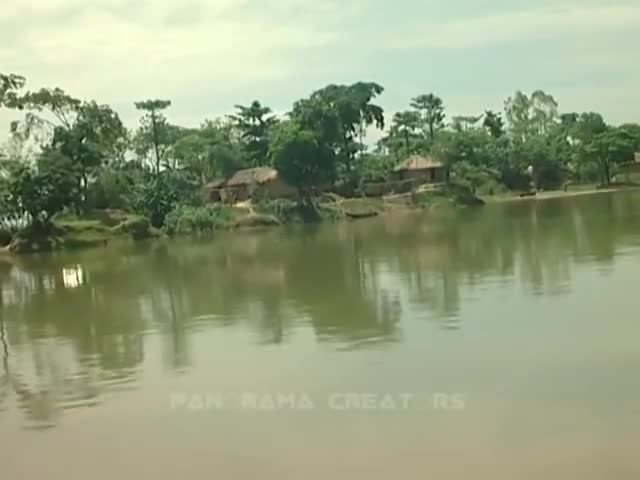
top-left (1, 191), bottom-right (640, 479)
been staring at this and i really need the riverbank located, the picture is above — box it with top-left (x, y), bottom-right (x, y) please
top-left (2, 211), bottom-right (158, 254)
top-left (481, 183), bottom-right (640, 204)
top-left (1, 185), bottom-right (484, 255)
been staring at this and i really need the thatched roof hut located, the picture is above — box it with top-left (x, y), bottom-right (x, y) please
top-left (205, 167), bottom-right (296, 203)
top-left (393, 154), bottom-right (444, 172)
top-left (224, 167), bottom-right (279, 187)
top-left (393, 154), bottom-right (448, 183)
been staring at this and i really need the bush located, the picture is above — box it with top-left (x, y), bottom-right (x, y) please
top-left (117, 216), bottom-right (153, 240)
top-left (0, 227), bottom-right (12, 247)
top-left (87, 167), bottom-right (137, 210)
top-left (132, 171), bottom-right (201, 228)
top-left (164, 205), bottom-right (233, 235)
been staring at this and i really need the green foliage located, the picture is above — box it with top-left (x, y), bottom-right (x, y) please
top-left (451, 161), bottom-right (505, 196)
top-left (291, 82), bottom-right (385, 179)
top-left (0, 73), bottom-right (26, 108)
top-left (483, 110), bottom-right (505, 138)
top-left (230, 100), bottom-right (278, 166)
top-left (164, 205), bottom-right (234, 234)
top-left (390, 111), bottom-right (421, 156)
top-left (270, 121), bottom-right (336, 196)
top-left (5, 149), bottom-right (81, 224)
top-left (87, 166), bottom-right (139, 210)
top-left (504, 90), bottom-right (558, 140)
top-left (115, 216), bottom-right (154, 240)
top-left (134, 99), bottom-right (176, 173)
top-left (584, 126), bottom-right (637, 185)
top-left (411, 93), bottom-right (445, 141)
top-left (3, 72), bottom-right (640, 255)
top-left (132, 170), bottom-right (200, 228)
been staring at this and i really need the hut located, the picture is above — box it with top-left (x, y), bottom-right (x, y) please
top-left (204, 178), bottom-right (226, 203)
top-left (619, 152), bottom-right (640, 176)
top-left (205, 167), bottom-right (297, 204)
top-left (393, 154), bottom-right (449, 183)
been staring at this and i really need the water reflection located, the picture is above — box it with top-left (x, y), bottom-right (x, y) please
top-left (0, 191), bottom-right (639, 429)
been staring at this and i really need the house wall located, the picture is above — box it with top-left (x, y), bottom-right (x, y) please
top-left (262, 178), bottom-right (298, 199)
top-left (396, 167), bottom-right (448, 183)
top-left (216, 179), bottom-right (298, 204)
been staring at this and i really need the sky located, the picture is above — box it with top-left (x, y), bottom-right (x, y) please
top-left (1, 0), bottom-right (639, 135)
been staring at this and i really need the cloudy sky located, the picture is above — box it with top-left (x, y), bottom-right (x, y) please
top-left (1, 0), bottom-right (639, 132)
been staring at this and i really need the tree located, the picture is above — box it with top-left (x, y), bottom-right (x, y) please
top-left (291, 82), bottom-right (385, 179)
top-left (4, 84), bottom-right (82, 147)
top-left (411, 93), bottom-right (445, 141)
top-left (483, 110), bottom-right (505, 138)
top-left (5, 149), bottom-right (80, 225)
top-left (390, 111), bottom-right (421, 156)
top-left (52, 102), bottom-right (128, 206)
top-left (0, 73), bottom-right (26, 108)
top-left (585, 127), bottom-right (636, 185)
top-left (230, 101), bottom-right (278, 166)
top-left (505, 90), bottom-right (558, 140)
top-left (134, 100), bottom-right (174, 174)
top-left (451, 115), bottom-right (482, 133)
top-left (270, 121), bottom-right (336, 199)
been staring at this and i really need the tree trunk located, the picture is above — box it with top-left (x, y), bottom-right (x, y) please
top-left (404, 130), bottom-right (410, 156)
top-left (600, 157), bottom-right (611, 186)
top-left (82, 170), bottom-right (89, 210)
top-left (151, 111), bottom-right (161, 175)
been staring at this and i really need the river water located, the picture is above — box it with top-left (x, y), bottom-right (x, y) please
top-left (1, 191), bottom-right (640, 479)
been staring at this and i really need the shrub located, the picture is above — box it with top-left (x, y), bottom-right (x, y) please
top-left (164, 205), bottom-right (233, 235)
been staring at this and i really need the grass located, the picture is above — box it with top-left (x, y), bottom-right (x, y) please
top-left (8, 211), bottom-right (157, 253)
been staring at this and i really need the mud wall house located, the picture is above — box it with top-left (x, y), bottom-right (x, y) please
top-left (393, 154), bottom-right (449, 183)
top-left (205, 167), bottom-right (297, 204)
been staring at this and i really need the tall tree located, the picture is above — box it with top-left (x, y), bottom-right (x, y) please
top-left (411, 93), bottom-right (445, 141)
top-left (270, 121), bottom-right (336, 200)
top-left (52, 102), bottom-right (127, 204)
top-left (0, 73), bottom-right (26, 108)
top-left (505, 90), bottom-right (558, 140)
top-left (230, 101), bottom-right (278, 167)
top-left (291, 82), bottom-right (385, 179)
top-left (5, 149), bottom-right (81, 225)
top-left (483, 110), bottom-right (505, 138)
top-left (134, 100), bottom-right (173, 174)
top-left (585, 126), bottom-right (636, 185)
top-left (391, 111), bottom-right (421, 156)
top-left (451, 115), bottom-right (482, 132)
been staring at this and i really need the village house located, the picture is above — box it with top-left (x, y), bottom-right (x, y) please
top-left (619, 152), bottom-right (640, 176)
top-left (205, 167), bottom-right (297, 204)
top-left (393, 154), bottom-right (449, 184)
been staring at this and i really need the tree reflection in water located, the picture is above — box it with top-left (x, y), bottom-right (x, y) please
top-left (1, 191), bottom-right (640, 428)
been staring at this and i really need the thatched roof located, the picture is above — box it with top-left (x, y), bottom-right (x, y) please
top-left (394, 154), bottom-right (444, 172)
top-left (205, 167), bottom-right (279, 190)
top-left (206, 178), bottom-right (226, 189)
top-left (225, 167), bottom-right (278, 187)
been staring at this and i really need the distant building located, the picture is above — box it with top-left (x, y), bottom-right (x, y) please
top-left (205, 167), bottom-right (297, 203)
top-left (393, 154), bottom-right (449, 183)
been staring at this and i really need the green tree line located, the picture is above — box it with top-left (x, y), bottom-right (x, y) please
top-left (1, 73), bottom-right (639, 231)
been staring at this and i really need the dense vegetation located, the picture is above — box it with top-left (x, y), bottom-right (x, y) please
top-left (1, 72), bottom-right (639, 246)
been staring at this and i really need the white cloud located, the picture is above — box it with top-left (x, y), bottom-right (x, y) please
top-left (389, 3), bottom-right (640, 49)
top-left (0, 0), bottom-right (338, 104)
top-left (1, 0), bottom-right (639, 133)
